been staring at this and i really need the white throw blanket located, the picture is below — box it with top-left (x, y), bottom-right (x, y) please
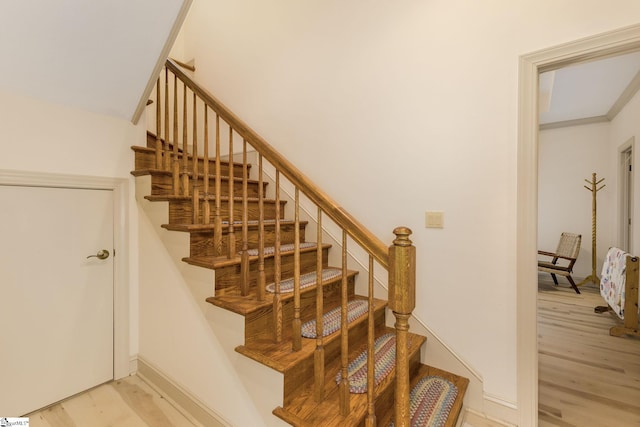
top-left (600, 247), bottom-right (628, 319)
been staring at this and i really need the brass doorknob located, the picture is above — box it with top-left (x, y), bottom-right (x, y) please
top-left (87, 249), bottom-right (110, 260)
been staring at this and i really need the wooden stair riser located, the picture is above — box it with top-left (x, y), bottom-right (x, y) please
top-left (166, 198), bottom-right (286, 224)
top-left (282, 305), bottom-right (388, 407)
top-left (189, 222), bottom-right (307, 257)
top-left (244, 275), bottom-right (357, 345)
top-left (145, 133), bottom-right (249, 178)
top-left (213, 247), bottom-right (330, 292)
top-left (143, 171), bottom-right (264, 198)
top-left (134, 146), bottom-right (245, 177)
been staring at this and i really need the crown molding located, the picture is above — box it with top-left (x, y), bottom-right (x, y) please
top-left (539, 115), bottom-right (608, 131)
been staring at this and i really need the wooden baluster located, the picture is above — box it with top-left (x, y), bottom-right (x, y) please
top-left (192, 93), bottom-right (199, 224)
top-left (339, 230), bottom-right (350, 416)
top-left (240, 139), bottom-right (249, 296)
top-left (192, 189), bottom-right (200, 224)
top-left (213, 115), bottom-right (223, 255)
top-left (257, 155), bottom-right (266, 301)
top-left (314, 208), bottom-right (325, 402)
top-left (292, 188), bottom-right (301, 351)
top-left (163, 68), bottom-right (170, 171)
top-left (202, 105), bottom-right (210, 225)
top-left (272, 171), bottom-right (282, 342)
top-left (154, 77), bottom-right (162, 169)
top-left (172, 74), bottom-right (179, 195)
top-left (389, 227), bottom-right (416, 427)
top-left (227, 127), bottom-right (235, 258)
top-left (192, 93), bottom-right (199, 184)
top-left (181, 82), bottom-right (189, 197)
top-left (366, 255), bottom-right (376, 427)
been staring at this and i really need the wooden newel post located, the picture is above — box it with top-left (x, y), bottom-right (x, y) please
top-left (389, 226), bottom-right (416, 427)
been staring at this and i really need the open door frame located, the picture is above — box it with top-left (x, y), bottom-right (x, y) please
top-left (517, 24), bottom-right (640, 426)
top-left (619, 139), bottom-right (634, 253)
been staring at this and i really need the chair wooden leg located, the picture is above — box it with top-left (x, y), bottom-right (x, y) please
top-left (551, 273), bottom-right (558, 285)
top-left (566, 275), bottom-right (580, 294)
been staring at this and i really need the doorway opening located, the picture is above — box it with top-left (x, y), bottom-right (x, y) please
top-left (620, 141), bottom-right (634, 252)
top-left (517, 24), bottom-right (640, 427)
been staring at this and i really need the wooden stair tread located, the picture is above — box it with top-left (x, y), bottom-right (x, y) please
top-left (377, 364), bottom-right (469, 427)
top-left (144, 194), bottom-right (283, 203)
top-left (412, 365), bottom-right (468, 427)
top-left (235, 297), bottom-right (388, 372)
top-left (273, 329), bottom-right (427, 426)
top-left (132, 144), bottom-right (246, 168)
top-left (184, 243), bottom-right (332, 269)
top-left (162, 219), bottom-right (307, 233)
top-left (206, 269), bottom-right (360, 316)
top-left (131, 167), bottom-right (262, 185)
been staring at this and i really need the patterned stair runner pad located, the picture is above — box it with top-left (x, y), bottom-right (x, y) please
top-left (335, 333), bottom-right (396, 394)
top-left (301, 300), bottom-right (369, 338)
top-left (246, 242), bottom-right (316, 257)
top-left (389, 376), bottom-right (458, 427)
top-left (265, 268), bottom-right (342, 293)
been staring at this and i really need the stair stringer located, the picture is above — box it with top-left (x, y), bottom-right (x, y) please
top-left (136, 175), bottom-right (289, 426)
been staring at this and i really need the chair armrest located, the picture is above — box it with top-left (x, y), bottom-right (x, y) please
top-left (552, 254), bottom-right (576, 261)
top-left (538, 250), bottom-right (556, 257)
top-left (538, 250), bottom-right (575, 262)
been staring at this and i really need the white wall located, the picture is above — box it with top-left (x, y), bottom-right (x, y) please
top-left (137, 198), bottom-right (269, 427)
top-left (610, 88), bottom-right (640, 254)
top-left (177, 0), bottom-right (640, 412)
top-left (538, 123), bottom-right (614, 279)
top-left (0, 89), bottom-right (143, 359)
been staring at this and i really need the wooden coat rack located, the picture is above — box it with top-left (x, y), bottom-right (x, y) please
top-left (579, 172), bottom-right (605, 286)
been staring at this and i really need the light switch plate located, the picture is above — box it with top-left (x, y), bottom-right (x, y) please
top-left (425, 211), bottom-right (444, 228)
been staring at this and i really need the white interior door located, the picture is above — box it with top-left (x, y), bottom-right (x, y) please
top-left (0, 185), bottom-right (114, 416)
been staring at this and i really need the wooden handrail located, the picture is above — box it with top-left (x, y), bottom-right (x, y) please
top-left (171, 57), bottom-right (196, 72)
top-left (165, 59), bottom-right (389, 268)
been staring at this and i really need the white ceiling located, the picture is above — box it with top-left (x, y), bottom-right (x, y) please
top-left (0, 0), bottom-right (189, 122)
top-left (539, 51), bottom-right (640, 126)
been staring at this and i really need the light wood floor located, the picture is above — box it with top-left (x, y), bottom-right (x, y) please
top-left (25, 375), bottom-right (200, 427)
top-left (538, 278), bottom-right (640, 427)
top-left (19, 285), bottom-right (639, 427)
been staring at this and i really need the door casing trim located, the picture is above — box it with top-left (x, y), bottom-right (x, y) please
top-left (0, 169), bottom-right (131, 380)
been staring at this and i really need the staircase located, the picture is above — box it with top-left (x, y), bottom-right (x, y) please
top-left (132, 59), bottom-right (468, 426)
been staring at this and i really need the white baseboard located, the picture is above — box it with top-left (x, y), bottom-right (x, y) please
top-left (135, 357), bottom-right (232, 427)
top-left (481, 393), bottom-right (518, 426)
top-left (462, 407), bottom-right (517, 427)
